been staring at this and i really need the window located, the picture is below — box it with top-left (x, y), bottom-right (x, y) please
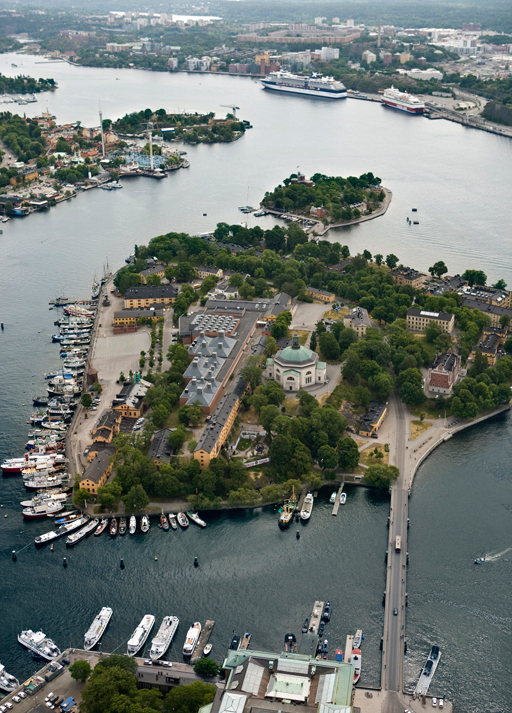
top-left (287, 376), bottom-right (295, 381)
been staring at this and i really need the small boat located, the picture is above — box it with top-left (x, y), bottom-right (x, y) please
top-left (353, 629), bottom-right (363, 648)
top-left (169, 513), bottom-right (177, 530)
top-left (187, 511), bottom-right (206, 528)
top-left (141, 515), bottom-right (150, 533)
top-left (182, 622), bottom-right (201, 657)
top-left (160, 513), bottom-right (169, 531)
top-left (203, 643), bottom-right (212, 656)
top-left (302, 618), bottom-right (309, 634)
top-left (284, 633), bottom-right (297, 653)
top-left (177, 512), bottom-right (189, 529)
top-left (94, 518), bottom-right (108, 536)
top-left (318, 621), bottom-right (325, 636)
top-left (322, 601), bottom-right (331, 622)
top-left (66, 518), bottom-right (99, 546)
top-left (352, 648), bottom-right (362, 684)
top-left (278, 486), bottom-right (298, 529)
top-left (300, 492), bottom-right (314, 521)
top-left (35, 515), bottom-right (88, 546)
top-left (129, 515), bottom-right (136, 534)
top-left (0, 662), bottom-right (19, 693)
top-left (110, 517), bottom-right (118, 537)
top-left (119, 516), bottom-right (127, 535)
top-left (340, 493), bottom-right (347, 505)
top-left (229, 634), bottom-right (241, 650)
top-left (329, 492), bottom-right (337, 504)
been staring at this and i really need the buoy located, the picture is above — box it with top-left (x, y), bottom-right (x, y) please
top-left (120, 558), bottom-right (125, 569)
top-left (12, 550), bottom-right (17, 562)
top-left (4, 514), bottom-right (7, 518)
top-left (194, 557), bottom-right (199, 567)
top-left (296, 530), bottom-right (300, 539)
top-left (1, 505), bottom-right (3, 508)
top-left (154, 557), bottom-right (158, 561)
top-left (63, 558), bottom-right (67, 567)
top-left (50, 544), bottom-right (54, 552)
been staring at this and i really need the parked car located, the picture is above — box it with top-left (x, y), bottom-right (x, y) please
top-left (432, 699), bottom-right (437, 708)
top-left (12, 696), bottom-right (20, 704)
top-left (5, 702), bottom-right (14, 710)
top-left (144, 660), bottom-right (152, 666)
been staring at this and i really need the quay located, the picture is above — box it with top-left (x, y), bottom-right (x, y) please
top-left (190, 619), bottom-right (215, 662)
top-left (331, 484), bottom-right (345, 516)
top-left (344, 634), bottom-right (354, 661)
top-left (308, 600), bottom-right (324, 635)
top-left (239, 632), bottom-right (252, 650)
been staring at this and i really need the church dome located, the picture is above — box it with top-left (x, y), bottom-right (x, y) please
top-left (277, 334), bottom-right (315, 364)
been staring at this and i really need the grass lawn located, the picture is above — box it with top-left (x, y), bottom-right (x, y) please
top-left (359, 442), bottom-right (390, 466)
top-left (323, 307), bottom-right (349, 320)
top-left (165, 408), bottom-right (180, 429)
top-left (409, 400), bottom-right (451, 419)
top-left (283, 397), bottom-right (300, 415)
top-left (288, 329), bottom-right (310, 345)
top-left (241, 405), bottom-right (259, 425)
top-left (411, 419), bottom-right (433, 440)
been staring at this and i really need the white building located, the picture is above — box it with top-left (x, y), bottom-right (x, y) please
top-left (168, 57), bottom-right (178, 70)
top-left (320, 46), bottom-right (340, 61)
top-left (266, 334), bottom-right (327, 392)
top-left (406, 67), bottom-right (443, 80)
top-left (362, 50), bottom-right (377, 64)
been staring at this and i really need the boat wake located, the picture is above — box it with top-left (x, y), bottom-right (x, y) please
top-left (475, 547), bottom-right (512, 564)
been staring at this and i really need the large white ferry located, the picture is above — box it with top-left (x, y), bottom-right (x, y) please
top-left (127, 615), bottom-right (155, 656)
top-left (381, 86), bottom-right (425, 114)
top-left (149, 616), bottom-right (179, 660)
top-left (18, 630), bottom-right (61, 660)
top-left (84, 607), bottom-right (113, 650)
top-left (182, 622), bottom-right (201, 656)
top-left (261, 71), bottom-right (347, 99)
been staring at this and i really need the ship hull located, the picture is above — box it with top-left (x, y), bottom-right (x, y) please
top-left (262, 82), bottom-right (347, 99)
top-left (382, 99), bottom-right (424, 114)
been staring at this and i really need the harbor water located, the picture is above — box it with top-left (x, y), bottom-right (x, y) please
top-left (0, 53), bottom-right (511, 712)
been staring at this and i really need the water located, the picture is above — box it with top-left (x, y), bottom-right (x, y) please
top-left (0, 53), bottom-right (511, 710)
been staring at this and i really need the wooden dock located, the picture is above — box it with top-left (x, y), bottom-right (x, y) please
top-left (309, 600), bottom-right (325, 635)
top-left (240, 632), bottom-right (252, 650)
top-left (190, 620), bottom-right (215, 663)
top-left (344, 635), bottom-right (354, 662)
top-left (332, 484), bottom-right (345, 516)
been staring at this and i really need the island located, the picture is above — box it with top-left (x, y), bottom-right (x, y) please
top-left (261, 171), bottom-right (391, 234)
top-left (0, 73), bottom-right (56, 95)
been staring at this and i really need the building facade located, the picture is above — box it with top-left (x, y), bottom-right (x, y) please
top-left (407, 308), bottom-right (455, 334)
top-left (266, 334), bottom-right (327, 391)
top-left (428, 350), bottom-right (460, 394)
top-left (359, 402), bottom-right (387, 436)
top-left (124, 285), bottom-right (177, 309)
top-left (344, 306), bottom-right (372, 337)
top-left (305, 286), bottom-right (335, 303)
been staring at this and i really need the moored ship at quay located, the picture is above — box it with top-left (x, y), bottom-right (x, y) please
top-left (149, 615), bottom-right (179, 660)
top-left (84, 607), bottom-right (113, 650)
top-left (17, 630), bottom-right (61, 660)
top-left (127, 615), bottom-right (155, 656)
top-left (261, 71), bottom-right (347, 99)
top-left (381, 86), bottom-right (425, 114)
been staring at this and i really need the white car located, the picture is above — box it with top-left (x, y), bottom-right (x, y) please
top-left (5, 703), bottom-right (14, 710)
top-left (438, 700), bottom-right (444, 709)
top-left (432, 698), bottom-right (437, 708)
top-left (18, 693), bottom-right (26, 700)
top-left (12, 697), bottom-right (20, 704)
top-left (45, 693), bottom-right (54, 701)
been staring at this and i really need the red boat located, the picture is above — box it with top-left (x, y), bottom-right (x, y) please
top-left (160, 513), bottom-right (169, 531)
top-left (110, 517), bottom-right (118, 537)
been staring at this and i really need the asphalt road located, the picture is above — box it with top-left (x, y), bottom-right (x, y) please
top-left (382, 395), bottom-right (409, 710)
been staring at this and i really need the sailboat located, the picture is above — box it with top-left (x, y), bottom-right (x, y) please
top-left (100, 259), bottom-right (112, 285)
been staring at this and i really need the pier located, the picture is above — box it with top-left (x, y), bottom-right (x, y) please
top-left (331, 484), bottom-right (345, 516)
top-left (344, 634), bottom-right (354, 661)
top-left (308, 600), bottom-right (324, 635)
top-left (190, 620), bottom-right (215, 662)
top-left (240, 632), bottom-right (252, 650)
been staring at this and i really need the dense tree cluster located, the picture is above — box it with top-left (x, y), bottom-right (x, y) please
top-left (0, 113), bottom-right (46, 161)
top-left (451, 356), bottom-right (512, 418)
top-left (0, 74), bottom-right (56, 94)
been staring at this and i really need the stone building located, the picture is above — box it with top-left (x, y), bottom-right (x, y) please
top-left (266, 334), bottom-right (327, 391)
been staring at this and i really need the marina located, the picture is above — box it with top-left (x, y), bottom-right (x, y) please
top-left (190, 620), bottom-right (215, 663)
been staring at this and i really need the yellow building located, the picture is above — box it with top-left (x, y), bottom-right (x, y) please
top-left (194, 378), bottom-right (247, 468)
top-left (305, 286), bottom-right (335, 303)
top-left (390, 268), bottom-right (424, 290)
top-left (79, 450), bottom-right (113, 495)
top-left (124, 285), bottom-right (177, 309)
top-left (91, 411), bottom-right (121, 442)
top-left (114, 309), bottom-right (164, 325)
top-left (407, 308), bottom-right (455, 334)
top-left (139, 264), bottom-right (167, 284)
top-left (359, 402), bottom-right (387, 437)
top-left (197, 266), bottom-right (223, 280)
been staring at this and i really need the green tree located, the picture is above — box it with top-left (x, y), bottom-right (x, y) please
top-left (73, 488), bottom-right (90, 507)
top-left (309, 331), bottom-right (317, 352)
top-left (493, 279), bottom-right (507, 290)
top-left (337, 436), bottom-right (360, 471)
top-left (375, 253), bottom-right (383, 266)
top-left (229, 273), bottom-right (244, 287)
top-left (168, 427), bottom-right (186, 451)
top-left (260, 404), bottom-right (280, 435)
top-left (317, 444), bottom-right (338, 471)
top-left (164, 681), bottom-right (216, 713)
top-left (241, 356), bottom-right (263, 392)
top-left (81, 393), bottom-right (93, 408)
top-left (193, 658), bottom-right (220, 677)
top-left (364, 463), bottom-right (399, 488)
top-left (505, 336), bottom-right (512, 354)
top-left (174, 262), bottom-right (197, 282)
top-left (319, 332), bottom-right (340, 361)
top-left (499, 314), bottom-right (510, 329)
top-left (369, 372), bottom-right (394, 401)
top-left (81, 665), bottom-right (137, 713)
top-left (5, 199), bottom-right (13, 214)
top-left (97, 481), bottom-right (122, 511)
top-left (462, 269), bottom-right (487, 287)
top-left (179, 403), bottom-right (202, 427)
top-left (425, 320), bottom-right (442, 343)
top-left (69, 660), bottom-right (92, 682)
top-left (152, 403), bottom-right (170, 428)
top-left (265, 336), bottom-right (277, 357)
top-left (428, 261), bottom-right (448, 278)
top-left (397, 368), bottom-right (425, 405)
top-left (123, 484), bottom-right (150, 511)
top-left (385, 253), bottom-right (399, 269)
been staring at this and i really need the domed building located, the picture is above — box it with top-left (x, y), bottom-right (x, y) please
top-left (266, 334), bottom-right (327, 391)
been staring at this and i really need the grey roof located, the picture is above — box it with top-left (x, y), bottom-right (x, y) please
top-left (114, 309), bottom-right (164, 319)
top-left (195, 376), bottom-right (247, 454)
top-left (391, 267), bottom-right (423, 281)
top-left (204, 298), bottom-right (272, 312)
top-left (82, 449), bottom-right (111, 484)
top-left (427, 274), bottom-right (467, 297)
top-left (273, 292), bottom-right (292, 306)
top-left (148, 428), bottom-right (173, 462)
top-left (474, 333), bottom-right (500, 354)
top-left (140, 263), bottom-right (167, 278)
top-left (190, 311), bottom-right (239, 335)
top-left (181, 377), bottom-right (221, 406)
top-left (461, 296), bottom-right (512, 319)
top-left (432, 351), bottom-right (458, 373)
top-left (95, 410), bottom-right (120, 431)
top-left (361, 402), bottom-right (386, 431)
top-left (124, 285), bottom-right (177, 300)
top-left (188, 330), bottom-right (236, 359)
top-left (184, 355), bottom-right (223, 381)
top-left (346, 306), bottom-right (372, 328)
top-left (407, 308), bottom-right (454, 321)
top-left (306, 286), bottom-right (335, 297)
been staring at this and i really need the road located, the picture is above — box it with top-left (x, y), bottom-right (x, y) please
top-left (381, 394), bottom-right (409, 711)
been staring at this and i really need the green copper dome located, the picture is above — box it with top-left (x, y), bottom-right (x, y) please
top-left (278, 334), bottom-right (315, 363)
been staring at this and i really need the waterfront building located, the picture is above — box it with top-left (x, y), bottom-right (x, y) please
top-left (428, 350), bottom-right (460, 395)
top-left (86, 441), bottom-right (116, 463)
top-left (359, 402), bottom-right (387, 436)
top-left (461, 296), bottom-right (512, 328)
top-left (114, 309), bottom-right (164, 325)
top-left (266, 334), bottom-right (327, 391)
top-left (426, 274), bottom-right (467, 297)
top-left (343, 306), bottom-right (372, 337)
top-left (460, 284), bottom-right (511, 308)
top-left (305, 286), bottom-right (335, 303)
top-left (79, 450), bottom-right (113, 495)
top-left (124, 285), bottom-right (177, 308)
top-left (91, 411), bottom-right (121, 442)
top-left (390, 267), bottom-right (424, 289)
top-left (139, 264), bottom-right (167, 283)
top-left (406, 308), bottom-right (455, 334)
top-left (148, 428), bottom-right (173, 466)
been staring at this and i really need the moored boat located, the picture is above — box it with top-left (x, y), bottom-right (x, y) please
top-left (84, 607), bottom-right (113, 650)
top-left (381, 85), bottom-right (425, 114)
top-left (94, 518), bottom-right (108, 536)
top-left (23, 500), bottom-right (65, 519)
top-left (322, 601), bottom-right (331, 622)
top-left (352, 648), bottom-right (362, 684)
top-left (300, 492), bottom-right (314, 521)
top-left (169, 513), bottom-right (177, 530)
top-left (182, 622), bottom-right (201, 657)
top-left (187, 511), bottom-right (206, 528)
top-left (329, 491), bottom-right (337, 504)
top-left (340, 493), bottom-right (347, 505)
top-left (203, 643), bottom-right (212, 656)
top-left (34, 515), bottom-right (88, 546)
top-left (18, 630), bottom-right (60, 660)
top-left (149, 615), bottom-right (179, 660)
top-left (127, 615), bottom-right (155, 656)
top-left (119, 516), bottom-right (127, 535)
top-left (0, 662), bottom-right (19, 693)
top-left (110, 517), bottom-right (118, 537)
top-left (141, 515), bottom-right (150, 533)
top-left (129, 515), bottom-right (136, 534)
top-left (177, 512), bottom-right (189, 529)
top-left (261, 71), bottom-right (347, 99)
top-left (160, 513), bottom-right (169, 531)
top-left (65, 518), bottom-right (99, 546)
top-left (353, 629), bottom-right (363, 648)
top-left (278, 487), bottom-right (298, 528)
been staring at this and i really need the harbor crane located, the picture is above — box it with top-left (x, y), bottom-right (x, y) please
top-left (220, 104), bottom-right (240, 117)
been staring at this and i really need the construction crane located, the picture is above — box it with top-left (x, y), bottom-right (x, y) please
top-left (220, 104), bottom-right (240, 117)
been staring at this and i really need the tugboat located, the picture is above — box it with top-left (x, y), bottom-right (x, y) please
top-left (110, 517), bottom-right (118, 537)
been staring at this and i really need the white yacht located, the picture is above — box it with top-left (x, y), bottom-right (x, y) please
top-left (129, 515), bottom-right (136, 534)
top-left (0, 663), bottom-right (19, 693)
top-left (127, 615), bottom-right (155, 656)
top-left (84, 607), bottom-right (113, 650)
top-left (18, 630), bottom-right (60, 660)
top-left (149, 616), bottom-right (179, 660)
top-left (182, 622), bottom-right (201, 657)
top-left (141, 515), bottom-right (150, 533)
top-left (300, 493), bottom-right (314, 520)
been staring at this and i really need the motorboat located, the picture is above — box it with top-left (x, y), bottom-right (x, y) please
top-left (169, 513), bottom-right (177, 530)
top-left (149, 616), bottom-right (179, 660)
top-left (284, 633), bottom-right (297, 653)
top-left (94, 518), bottom-right (108, 536)
top-left (119, 516), bottom-right (127, 535)
top-left (127, 615), bottom-right (155, 656)
top-left (322, 601), bottom-right (331, 622)
top-left (160, 513), bottom-right (169, 531)
top-left (182, 622), bottom-right (201, 656)
top-left (329, 492), bottom-right (337, 503)
top-left (110, 517), bottom-right (118, 537)
top-left (340, 493), bottom-right (347, 505)
top-left (352, 648), bottom-right (362, 684)
top-left (65, 518), bottom-right (99, 546)
top-left (203, 643), bottom-right (212, 656)
top-left (302, 618), bottom-right (309, 634)
top-left (141, 515), bottom-right (150, 533)
top-left (353, 629), bottom-right (364, 648)
top-left (177, 512), bottom-right (189, 529)
top-left (129, 515), bottom-right (136, 534)
top-left (187, 511), bottom-right (206, 528)
top-left (300, 492), bottom-right (314, 521)
top-left (34, 515), bottom-right (88, 546)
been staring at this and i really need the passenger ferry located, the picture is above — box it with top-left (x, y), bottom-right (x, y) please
top-left (84, 607), bottom-right (113, 650)
top-left (381, 86), bottom-right (425, 114)
top-left (127, 615), bottom-right (155, 656)
top-left (182, 622), bottom-right (201, 656)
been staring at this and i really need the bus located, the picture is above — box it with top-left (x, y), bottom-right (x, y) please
top-left (395, 536), bottom-right (401, 553)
